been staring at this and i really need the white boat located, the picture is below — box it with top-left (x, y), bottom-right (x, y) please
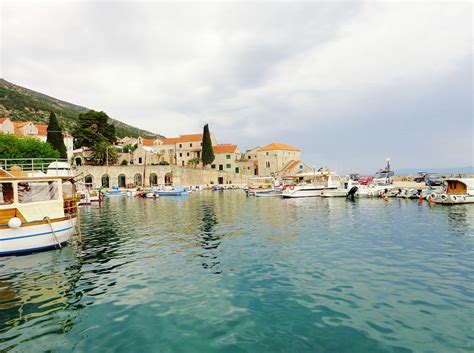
top-left (429, 178), bottom-right (474, 204)
top-left (282, 171), bottom-right (342, 198)
top-left (0, 166), bottom-right (78, 255)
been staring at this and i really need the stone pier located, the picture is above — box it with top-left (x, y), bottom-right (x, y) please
top-left (75, 165), bottom-right (253, 189)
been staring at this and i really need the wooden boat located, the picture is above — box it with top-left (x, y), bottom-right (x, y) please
top-left (246, 177), bottom-right (283, 197)
top-left (0, 167), bottom-right (78, 255)
top-left (429, 178), bottom-right (474, 204)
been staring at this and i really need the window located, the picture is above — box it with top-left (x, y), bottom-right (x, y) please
top-left (181, 161), bottom-right (185, 166)
top-left (219, 165), bottom-right (224, 171)
top-left (138, 157), bottom-right (142, 164)
top-left (248, 156), bottom-right (251, 159)
top-left (226, 164), bottom-right (231, 169)
top-left (226, 154), bottom-right (231, 159)
top-left (235, 167), bottom-right (240, 174)
top-left (179, 153), bottom-right (183, 157)
top-left (190, 143), bottom-right (193, 147)
top-left (266, 161), bottom-right (271, 168)
top-left (266, 152), bottom-right (269, 156)
top-left (179, 144), bottom-right (182, 148)
top-left (187, 152), bottom-right (190, 157)
top-left (0, 183), bottom-right (14, 205)
top-left (18, 181), bottom-right (58, 203)
top-left (211, 164), bottom-right (216, 169)
top-left (200, 142), bottom-right (202, 146)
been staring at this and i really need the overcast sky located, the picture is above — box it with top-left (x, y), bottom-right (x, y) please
top-left (1, 1), bottom-right (472, 172)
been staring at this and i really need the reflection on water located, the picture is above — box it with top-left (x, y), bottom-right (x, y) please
top-left (0, 192), bottom-right (473, 353)
top-left (198, 199), bottom-right (221, 273)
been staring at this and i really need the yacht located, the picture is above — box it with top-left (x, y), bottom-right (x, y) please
top-left (282, 170), bottom-right (342, 198)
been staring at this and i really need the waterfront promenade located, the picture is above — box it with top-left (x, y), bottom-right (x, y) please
top-left (76, 164), bottom-right (254, 188)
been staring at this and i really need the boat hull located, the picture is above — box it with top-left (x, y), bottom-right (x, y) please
top-left (0, 217), bottom-right (77, 256)
top-left (282, 187), bottom-right (331, 198)
top-left (430, 194), bottom-right (474, 205)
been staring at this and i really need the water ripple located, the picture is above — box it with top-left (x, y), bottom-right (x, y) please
top-left (0, 193), bottom-right (472, 353)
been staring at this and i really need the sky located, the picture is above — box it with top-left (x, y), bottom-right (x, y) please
top-left (1, 0), bottom-right (472, 173)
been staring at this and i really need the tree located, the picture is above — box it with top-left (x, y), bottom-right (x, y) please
top-left (0, 134), bottom-right (60, 163)
top-left (188, 158), bottom-right (201, 168)
top-left (72, 110), bottom-right (116, 148)
top-left (90, 142), bottom-right (118, 166)
top-left (201, 124), bottom-right (214, 166)
top-left (46, 111), bottom-right (67, 159)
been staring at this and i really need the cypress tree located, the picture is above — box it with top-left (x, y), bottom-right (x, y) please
top-left (46, 111), bottom-right (67, 159)
top-left (201, 124), bottom-right (215, 166)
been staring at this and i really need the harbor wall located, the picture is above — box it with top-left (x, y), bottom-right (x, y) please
top-left (75, 165), bottom-right (253, 188)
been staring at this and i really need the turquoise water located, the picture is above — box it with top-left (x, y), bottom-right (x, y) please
top-left (0, 192), bottom-right (473, 353)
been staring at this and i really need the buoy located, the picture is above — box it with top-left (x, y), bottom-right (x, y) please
top-left (8, 217), bottom-right (22, 229)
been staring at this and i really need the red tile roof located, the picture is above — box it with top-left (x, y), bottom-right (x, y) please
top-left (36, 124), bottom-right (48, 136)
top-left (213, 144), bottom-right (238, 154)
top-left (0, 118), bottom-right (7, 124)
top-left (259, 143), bottom-right (300, 152)
top-left (162, 134), bottom-right (203, 145)
top-left (285, 160), bottom-right (301, 171)
top-left (143, 139), bottom-right (155, 146)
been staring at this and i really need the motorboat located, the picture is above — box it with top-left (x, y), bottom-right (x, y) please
top-left (282, 170), bottom-right (342, 198)
top-left (320, 179), bottom-right (392, 198)
top-left (154, 186), bottom-right (189, 196)
top-left (0, 166), bottom-right (78, 255)
top-left (104, 186), bottom-right (125, 197)
top-left (429, 178), bottom-right (474, 204)
top-left (246, 177), bottom-right (283, 197)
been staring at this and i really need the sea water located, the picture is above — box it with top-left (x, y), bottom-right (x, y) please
top-left (0, 192), bottom-right (472, 352)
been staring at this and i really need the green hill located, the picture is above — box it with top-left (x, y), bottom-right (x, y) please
top-left (0, 79), bottom-right (160, 139)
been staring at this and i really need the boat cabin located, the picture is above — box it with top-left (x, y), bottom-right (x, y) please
top-left (0, 169), bottom-right (77, 225)
top-left (445, 179), bottom-right (473, 195)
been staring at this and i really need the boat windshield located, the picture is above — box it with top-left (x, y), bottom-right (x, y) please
top-left (18, 181), bottom-right (59, 203)
top-left (375, 171), bottom-right (394, 178)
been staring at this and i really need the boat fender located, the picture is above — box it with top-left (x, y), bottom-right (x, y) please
top-left (289, 185), bottom-right (295, 190)
top-left (441, 194), bottom-right (448, 200)
top-left (8, 217), bottom-right (22, 229)
top-left (460, 196), bottom-right (466, 202)
top-left (451, 195), bottom-right (457, 202)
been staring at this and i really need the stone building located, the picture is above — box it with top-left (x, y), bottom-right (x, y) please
top-left (256, 143), bottom-right (302, 177)
top-left (157, 133), bottom-right (217, 167)
top-left (211, 144), bottom-right (242, 174)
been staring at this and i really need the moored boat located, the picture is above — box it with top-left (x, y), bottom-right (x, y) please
top-left (104, 186), bottom-right (125, 197)
top-left (154, 186), bottom-right (189, 196)
top-left (0, 166), bottom-right (78, 255)
top-left (246, 177), bottom-right (283, 197)
top-left (429, 178), bottom-right (474, 204)
top-left (282, 170), bottom-right (342, 198)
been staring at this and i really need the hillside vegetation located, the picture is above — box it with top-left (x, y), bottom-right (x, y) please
top-left (0, 79), bottom-right (160, 139)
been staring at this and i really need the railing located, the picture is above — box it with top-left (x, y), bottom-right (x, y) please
top-left (0, 158), bottom-right (69, 172)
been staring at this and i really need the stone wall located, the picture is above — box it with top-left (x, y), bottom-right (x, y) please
top-left (75, 165), bottom-right (253, 189)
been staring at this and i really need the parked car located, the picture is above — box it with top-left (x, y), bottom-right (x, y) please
top-left (413, 171), bottom-right (428, 183)
top-left (358, 175), bottom-right (374, 185)
top-left (373, 170), bottom-right (394, 185)
top-left (424, 173), bottom-right (445, 186)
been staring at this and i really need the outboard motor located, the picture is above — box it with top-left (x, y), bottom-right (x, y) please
top-left (346, 186), bottom-right (358, 200)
